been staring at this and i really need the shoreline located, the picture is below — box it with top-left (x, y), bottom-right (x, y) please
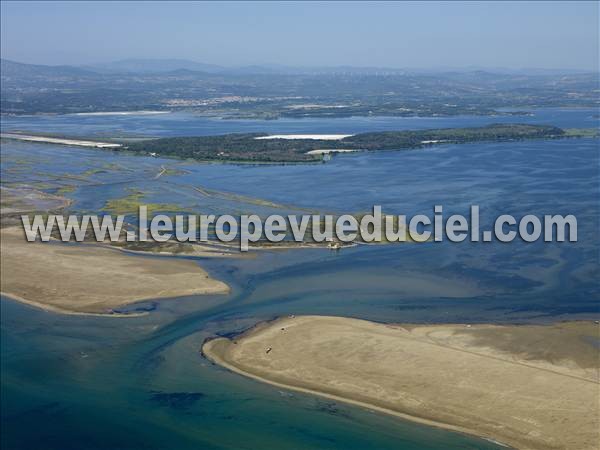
top-left (0, 226), bottom-right (230, 316)
top-left (0, 292), bottom-right (148, 317)
top-left (203, 315), bottom-right (599, 450)
top-left (203, 337), bottom-right (509, 449)
top-left (70, 110), bottom-right (170, 116)
top-left (2, 106), bottom-right (597, 121)
top-left (1, 133), bottom-right (122, 148)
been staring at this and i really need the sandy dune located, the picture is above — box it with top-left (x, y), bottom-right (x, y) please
top-left (203, 315), bottom-right (599, 450)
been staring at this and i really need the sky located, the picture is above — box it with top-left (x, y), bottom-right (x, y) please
top-left (1, 1), bottom-right (598, 70)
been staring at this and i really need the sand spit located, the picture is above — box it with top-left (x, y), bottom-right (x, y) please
top-left (0, 227), bottom-right (229, 315)
top-left (1, 133), bottom-right (122, 148)
top-left (203, 315), bottom-right (600, 450)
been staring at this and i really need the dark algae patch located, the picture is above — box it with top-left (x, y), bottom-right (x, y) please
top-left (148, 391), bottom-right (205, 411)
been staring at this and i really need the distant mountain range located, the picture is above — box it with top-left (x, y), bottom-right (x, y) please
top-left (3, 58), bottom-right (596, 78)
top-left (2, 58), bottom-right (411, 76)
top-left (2, 58), bottom-right (597, 117)
top-left (85, 58), bottom-right (224, 74)
top-left (0, 58), bottom-right (96, 78)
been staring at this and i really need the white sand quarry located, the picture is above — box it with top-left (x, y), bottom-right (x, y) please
top-left (255, 134), bottom-right (353, 140)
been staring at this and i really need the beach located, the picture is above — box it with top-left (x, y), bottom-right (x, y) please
top-left (203, 315), bottom-right (600, 450)
top-left (0, 226), bottom-right (229, 315)
top-left (0, 133), bottom-right (122, 148)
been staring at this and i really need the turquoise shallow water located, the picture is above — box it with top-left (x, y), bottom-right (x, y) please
top-left (1, 109), bottom-right (599, 449)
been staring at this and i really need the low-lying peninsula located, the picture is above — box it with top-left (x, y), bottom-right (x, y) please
top-left (3, 124), bottom-right (595, 163)
top-left (203, 315), bottom-right (599, 450)
top-left (124, 124), bottom-right (569, 162)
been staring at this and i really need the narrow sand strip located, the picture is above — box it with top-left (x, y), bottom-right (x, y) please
top-left (1, 133), bottom-right (122, 148)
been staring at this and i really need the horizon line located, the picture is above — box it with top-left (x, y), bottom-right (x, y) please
top-left (2, 57), bottom-right (598, 74)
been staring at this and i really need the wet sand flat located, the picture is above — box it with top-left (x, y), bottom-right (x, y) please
top-left (203, 315), bottom-right (599, 450)
top-left (1, 226), bottom-right (229, 315)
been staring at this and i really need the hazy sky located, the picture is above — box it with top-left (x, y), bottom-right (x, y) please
top-left (1, 1), bottom-right (598, 70)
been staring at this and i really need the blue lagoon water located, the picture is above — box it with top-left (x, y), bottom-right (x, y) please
top-left (1, 109), bottom-right (599, 449)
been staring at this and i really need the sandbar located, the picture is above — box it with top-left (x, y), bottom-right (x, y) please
top-left (1, 226), bottom-right (229, 315)
top-left (203, 315), bottom-right (599, 450)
